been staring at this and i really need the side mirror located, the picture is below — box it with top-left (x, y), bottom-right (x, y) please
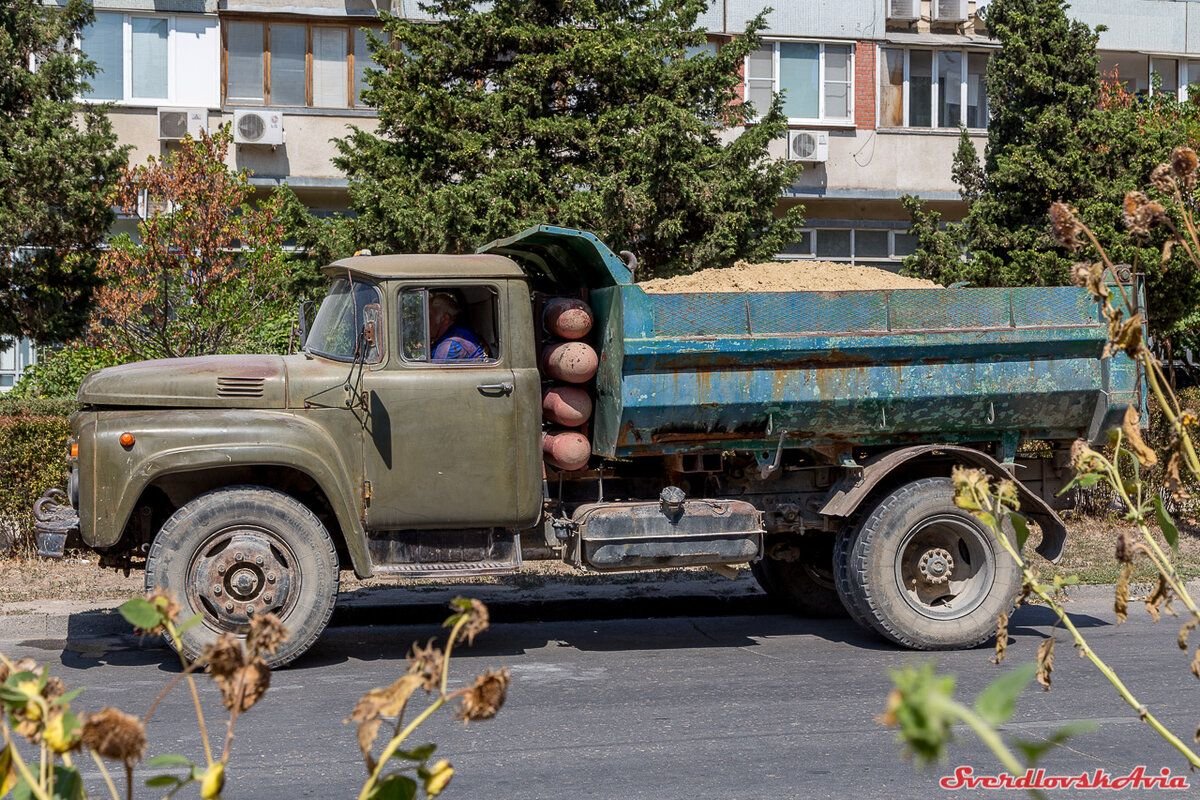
top-left (297, 300), bottom-right (312, 347)
top-left (362, 303), bottom-right (382, 358)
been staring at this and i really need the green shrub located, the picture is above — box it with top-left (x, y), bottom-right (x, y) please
top-left (10, 343), bottom-right (125, 400)
top-left (0, 412), bottom-right (71, 554)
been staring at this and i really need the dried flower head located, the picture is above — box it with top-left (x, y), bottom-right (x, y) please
top-left (43, 676), bottom-right (65, 701)
top-left (1123, 191), bottom-right (1169, 236)
top-left (457, 668), bottom-right (510, 722)
top-left (347, 674), bottom-right (422, 771)
top-left (246, 614), bottom-right (288, 658)
top-left (446, 598), bottom-right (490, 646)
top-left (81, 707), bottom-right (146, 765)
top-left (1115, 530), bottom-right (1131, 563)
top-left (1048, 202), bottom-right (1083, 251)
top-left (995, 479), bottom-right (1019, 511)
top-left (1070, 439), bottom-right (1108, 475)
top-left (219, 660), bottom-right (271, 713)
top-left (1172, 146), bottom-right (1199, 187)
top-left (1151, 162), bottom-right (1177, 193)
top-left (203, 634), bottom-right (245, 680)
top-left (407, 640), bottom-right (445, 693)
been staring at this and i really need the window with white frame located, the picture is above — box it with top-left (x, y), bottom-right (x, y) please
top-left (779, 228), bottom-right (918, 265)
top-left (746, 42), bottom-right (853, 124)
top-left (879, 47), bottom-right (991, 129)
top-left (80, 12), bottom-right (172, 103)
top-left (0, 338), bottom-right (36, 391)
top-left (79, 11), bottom-right (217, 106)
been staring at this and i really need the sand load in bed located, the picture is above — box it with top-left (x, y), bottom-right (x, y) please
top-left (639, 260), bottom-right (941, 293)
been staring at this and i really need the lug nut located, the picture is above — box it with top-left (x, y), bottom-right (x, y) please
top-left (225, 602), bottom-right (233, 612)
top-left (266, 573), bottom-right (276, 583)
top-left (256, 556), bottom-right (264, 565)
top-left (217, 563), bottom-right (227, 574)
top-left (234, 552), bottom-right (243, 561)
top-left (245, 606), bottom-right (254, 616)
top-left (213, 586), bottom-right (222, 596)
top-left (264, 594), bottom-right (273, 604)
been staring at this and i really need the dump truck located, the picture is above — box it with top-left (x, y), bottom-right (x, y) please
top-left (35, 225), bottom-right (1139, 665)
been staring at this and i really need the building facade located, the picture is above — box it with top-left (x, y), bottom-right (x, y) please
top-left (5, 0), bottom-right (1194, 386)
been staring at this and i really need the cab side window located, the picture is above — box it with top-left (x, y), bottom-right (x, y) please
top-left (399, 285), bottom-right (501, 364)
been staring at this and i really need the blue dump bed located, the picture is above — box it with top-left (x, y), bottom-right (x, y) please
top-left (483, 226), bottom-right (1139, 459)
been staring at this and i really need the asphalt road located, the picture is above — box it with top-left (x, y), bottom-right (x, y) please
top-left (2, 584), bottom-right (1197, 799)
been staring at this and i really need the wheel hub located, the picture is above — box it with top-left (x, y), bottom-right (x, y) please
top-left (917, 547), bottom-right (955, 585)
top-left (189, 530), bottom-right (294, 631)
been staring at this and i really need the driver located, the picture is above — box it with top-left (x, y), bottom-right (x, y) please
top-left (429, 291), bottom-right (488, 361)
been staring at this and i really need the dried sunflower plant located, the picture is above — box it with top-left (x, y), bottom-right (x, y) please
top-left (881, 148), bottom-right (1200, 793)
top-left (349, 597), bottom-right (509, 800)
top-left (0, 594), bottom-right (504, 800)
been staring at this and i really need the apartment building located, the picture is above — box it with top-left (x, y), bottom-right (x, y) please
top-left (2, 0), bottom-right (1194, 388)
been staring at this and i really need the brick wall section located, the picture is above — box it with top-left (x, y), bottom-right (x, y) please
top-left (855, 41), bottom-right (876, 130)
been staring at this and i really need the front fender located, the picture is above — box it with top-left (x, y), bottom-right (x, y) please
top-left (80, 409), bottom-right (371, 575)
top-left (820, 444), bottom-right (1068, 563)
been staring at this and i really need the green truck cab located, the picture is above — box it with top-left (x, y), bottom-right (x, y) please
top-left (37, 226), bottom-right (1137, 666)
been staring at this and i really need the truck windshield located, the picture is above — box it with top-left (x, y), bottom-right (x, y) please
top-left (306, 278), bottom-right (382, 362)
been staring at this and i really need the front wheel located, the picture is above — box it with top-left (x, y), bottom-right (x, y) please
top-left (833, 477), bottom-right (1021, 650)
top-left (144, 486), bottom-right (339, 667)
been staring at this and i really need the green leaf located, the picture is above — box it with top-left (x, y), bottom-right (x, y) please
top-left (146, 754), bottom-right (194, 769)
top-left (10, 776), bottom-right (31, 800)
top-left (57, 688), bottom-right (84, 706)
top-left (973, 662), bottom-right (1037, 726)
top-left (119, 597), bottom-right (163, 631)
top-left (52, 766), bottom-right (84, 800)
top-left (1013, 720), bottom-right (1098, 765)
top-left (1076, 473), bottom-right (1103, 489)
top-left (368, 774), bottom-right (418, 800)
top-left (392, 743), bottom-right (436, 762)
top-left (145, 775), bottom-right (183, 789)
top-left (1011, 513), bottom-right (1030, 551)
top-left (175, 614), bottom-right (204, 636)
top-left (1153, 495), bottom-right (1180, 550)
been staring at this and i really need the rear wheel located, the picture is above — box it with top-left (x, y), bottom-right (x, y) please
top-left (833, 477), bottom-right (1020, 650)
top-left (144, 486), bottom-right (339, 667)
top-left (751, 535), bottom-right (847, 618)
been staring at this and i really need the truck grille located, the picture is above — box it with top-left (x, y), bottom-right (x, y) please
top-left (216, 376), bottom-right (265, 398)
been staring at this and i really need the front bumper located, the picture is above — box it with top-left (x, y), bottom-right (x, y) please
top-left (32, 489), bottom-right (80, 559)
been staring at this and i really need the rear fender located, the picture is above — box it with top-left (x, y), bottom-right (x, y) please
top-left (820, 444), bottom-right (1067, 563)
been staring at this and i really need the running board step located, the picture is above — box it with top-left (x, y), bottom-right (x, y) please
top-left (367, 529), bottom-right (520, 577)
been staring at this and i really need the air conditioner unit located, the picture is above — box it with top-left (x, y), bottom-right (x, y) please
top-left (233, 109), bottom-right (285, 146)
top-left (158, 108), bottom-right (207, 141)
top-left (787, 130), bottom-right (829, 163)
top-left (887, 0), bottom-right (921, 22)
top-left (933, 0), bottom-right (969, 22)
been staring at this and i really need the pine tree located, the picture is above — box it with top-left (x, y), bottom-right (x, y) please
top-left (0, 0), bottom-right (126, 344)
top-left (331, 0), bottom-right (802, 278)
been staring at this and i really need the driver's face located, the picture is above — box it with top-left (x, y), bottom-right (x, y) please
top-left (429, 304), bottom-right (453, 340)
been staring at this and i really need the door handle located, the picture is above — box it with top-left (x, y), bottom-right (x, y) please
top-left (477, 382), bottom-right (514, 397)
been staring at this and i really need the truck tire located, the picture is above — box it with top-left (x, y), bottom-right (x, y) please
top-left (144, 486), bottom-right (339, 668)
top-left (751, 536), bottom-right (847, 618)
top-left (833, 477), bottom-right (1020, 650)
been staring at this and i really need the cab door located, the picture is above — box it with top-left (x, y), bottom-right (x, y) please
top-left (361, 280), bottom-right (536, 530)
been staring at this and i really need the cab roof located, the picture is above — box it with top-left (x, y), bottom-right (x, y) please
top-left (321, 253), bottom-right (526, 281)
